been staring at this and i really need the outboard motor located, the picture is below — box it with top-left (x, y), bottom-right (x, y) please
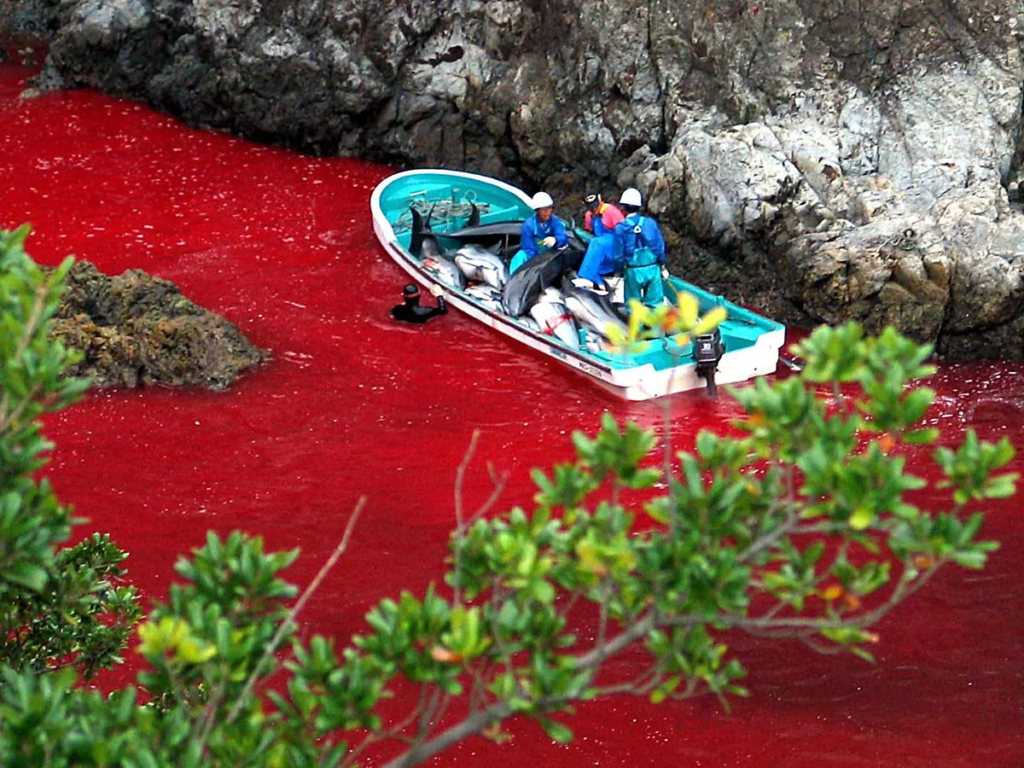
top-left (693, 328), bottom-right (725, 396)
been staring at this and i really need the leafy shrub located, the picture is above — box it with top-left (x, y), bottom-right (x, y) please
top-left (0, 227), bottom-right (1013, 767)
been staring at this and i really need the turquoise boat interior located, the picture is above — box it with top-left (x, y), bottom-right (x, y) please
top-left (377, 171), bottom-right (784, 371)
top-left (379, 172), bottom-right (532, 242)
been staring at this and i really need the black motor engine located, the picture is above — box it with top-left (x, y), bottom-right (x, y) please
top-left (693, 328), bottom-right (725, 396)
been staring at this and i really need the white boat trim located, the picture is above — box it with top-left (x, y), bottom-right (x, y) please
top-left (371, 170), bottom-right (785, 400)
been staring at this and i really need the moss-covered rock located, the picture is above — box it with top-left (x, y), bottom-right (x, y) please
top-left (50, 261), bottom-right (266, 390)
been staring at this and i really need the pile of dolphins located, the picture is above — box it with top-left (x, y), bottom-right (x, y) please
top-left (409, 205), bottom-right (627, 352)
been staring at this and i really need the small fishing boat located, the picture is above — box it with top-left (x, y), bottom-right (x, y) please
top-left (370, 169), bottom-right (785, 400)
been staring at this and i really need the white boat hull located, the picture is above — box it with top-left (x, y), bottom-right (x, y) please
top-left (371, 169), bottom-right (784, 400)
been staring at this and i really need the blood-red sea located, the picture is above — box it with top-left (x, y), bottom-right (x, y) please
top-left (1, 61), bottom-right (1022, 766)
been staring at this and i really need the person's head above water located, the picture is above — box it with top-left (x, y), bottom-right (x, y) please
top-left (402, 283), bottom-right (420, 305)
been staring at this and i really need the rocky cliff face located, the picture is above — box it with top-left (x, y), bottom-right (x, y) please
top-left (11, 0), bottom-right (1024, 357)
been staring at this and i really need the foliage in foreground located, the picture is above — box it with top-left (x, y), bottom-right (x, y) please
top-left (0, 226), bottom-right (141, 680)
top-left (0, 226), bottom-right (1016, 767)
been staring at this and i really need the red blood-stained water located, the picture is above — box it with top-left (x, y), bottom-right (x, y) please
top-left (1, 62), bottom-right (1022, 766)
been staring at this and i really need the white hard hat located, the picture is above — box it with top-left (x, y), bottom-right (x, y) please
top-left (619, 188), bottom-right (643, 207)
top-left (531, 191), bottom-right (554, 209)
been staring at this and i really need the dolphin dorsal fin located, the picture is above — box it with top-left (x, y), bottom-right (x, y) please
top-left (467, 202), bottom-right (480, 227)
top-left (409, 206), bottom-right (425, 256)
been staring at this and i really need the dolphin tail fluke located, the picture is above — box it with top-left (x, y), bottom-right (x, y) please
top-left (467, 202), bottom-right (480, 227)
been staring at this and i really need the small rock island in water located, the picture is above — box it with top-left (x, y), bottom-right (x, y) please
top-left (51, 262), bottom-right (266, 390)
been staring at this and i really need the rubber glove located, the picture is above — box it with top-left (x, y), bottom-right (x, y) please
top-left (541, 236), bottom-right (556, 248)
top-left (429, 284), bottom-right (443, 297)
top-left (661, 266), bottom-right (670, 279)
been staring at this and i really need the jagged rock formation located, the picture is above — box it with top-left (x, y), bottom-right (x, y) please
top-left (51, 261), bottom-right (266, 390)
top-left (9, 0), bottom-right (1024, 357)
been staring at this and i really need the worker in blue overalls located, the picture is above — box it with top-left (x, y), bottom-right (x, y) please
top-left (510, 191), bottom-right (569, 274)
top-left (612, 187), bottom-right (667, 307)
top-left (576, 191), bottom-right (625, 292)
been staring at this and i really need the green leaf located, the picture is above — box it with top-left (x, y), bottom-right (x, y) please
top-left (2, 562), bottom-right (49, 591)
top-left (540, 718), bottom-right (574, 744)
top-left (902, 428), bottom-right (939, 445)
top-left (983, 474), bottom-right (1018, 499)
top-left (951, 550), bottom-right (988, 569)
top-left (849, 507), bottom-right (874, 531)
top-left (851, 646), bottom-right (876, 663)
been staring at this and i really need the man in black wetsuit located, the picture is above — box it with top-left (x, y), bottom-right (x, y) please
top-left (391, 283), bottom-right (447, 324)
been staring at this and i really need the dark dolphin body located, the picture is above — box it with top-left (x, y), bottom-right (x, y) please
top-left (566, 228), bottom-right (590, 253)
top-left (446, 216), bottom-right (590, 247)
top-left (409, 207), bottom-right (441, 258)
top-left (502, 247), bottom-right (584, 317)
top-left (442, 221), bottom-right (526, 243)
top-left (441, 216), bottom-right (526, 265)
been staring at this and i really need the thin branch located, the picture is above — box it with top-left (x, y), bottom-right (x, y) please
top-left (16, 285), bottom-right (47, 360)
top-left (594, 584), bottom-right (609, 656)
top-left (430, 692), bottom-right (454, 740)
top-left (590, 666), bottom-right (664, 698)
top-left (383, 699), bottom-right (514, 768)
top-left (737, 504), bottom-right (799, 563)
top-left (0, 382), bottom-right (42, 437)
top-left (439, 562), bottom-right (938, 765)
top-left (191, 673), bottom-right (231, 754)
top-left (788, 522), bottom-right (862, 536)
top-left (797, 636), bottom-right (846, 655)
top-left (454, 431), bottom-right (480, 533)
top-left (832, 381), bottom-right (848, 415)
top-left (758, 599), bottom-right (789, 622)
top-left (467, 659), bottom-right (492, 714)
top-left (0, 286), bottom-right (48, 433)
top-left (417, 686), bottom-right (443, 740)
top-left (382, 614), bottom-right (657, 768)
top-left (344, 687), bottom-right (429, 768)
top-left (463, 469), bottom-right (511, 529)
top-left (660, 395), bottom-right (678, 538)
top-left (223, 498), bottom-right (365, 728)
top-left (451, 430), bottom-right (511, 608)
top-left (725, 562), bottom-right (942, 635)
